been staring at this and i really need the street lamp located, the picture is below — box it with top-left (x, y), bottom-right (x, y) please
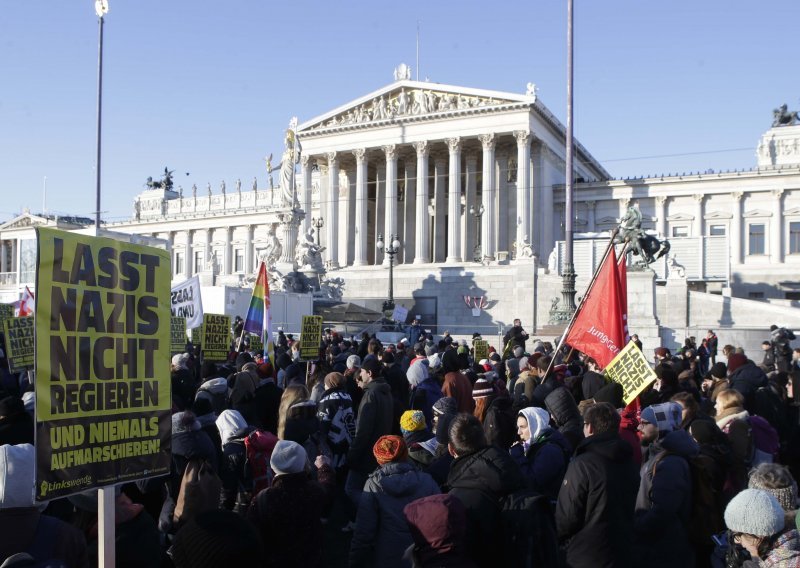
top-left (376, 233), bottom-right (401, 313)
top-left (312, 217), bottom-right (324, 246)
top-left (469, 204), bottom-right (484, 262)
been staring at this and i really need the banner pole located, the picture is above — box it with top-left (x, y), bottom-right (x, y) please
top-left (544, 228), bottom-right (620, 378)
top-left (98, 486), bottom-right (115, 567)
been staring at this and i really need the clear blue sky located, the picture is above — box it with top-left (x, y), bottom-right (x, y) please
top-left (2, 0), bottom-right (798, 224)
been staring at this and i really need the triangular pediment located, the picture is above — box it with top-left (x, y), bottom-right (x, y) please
top-left (704, 210), bottom-right (733, 220)
top-left (743, 209), bottom-right (772, 218)
top-left (0, 212), bottom-right (52, 231)
top-left (298, 79), bottom-right (535, 133)
top-left (666, 212), bottom-right (695, 222)
top-left (784, 207), bottom-right (800, 216)
top-left (596, 216), bottom-right (619, 225)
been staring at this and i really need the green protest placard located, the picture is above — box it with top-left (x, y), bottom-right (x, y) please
top-left (34, 227), bottom-right (171, 501)
top-left (249, 334), bottom-right (263, 354)
top-left (473, 340), bottom-right (489, 362)
top-left (201, 313), bottom-right (231, 362)
top-left (170, 317), bottom-right (187, 356)
top-left (4, 316), bottom-right (34, 372)
top-left (604, 340), bottom-right (657, 405)
top-left (0, 304), bottom-right (14, 331)
top-left (300, 315), bottom-right (323, 361)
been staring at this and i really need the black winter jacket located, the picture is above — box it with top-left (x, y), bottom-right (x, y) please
top-left (555, 431), bottom-right (639, 568)
top-left (544, 387), bottom-right (583, 452)
top-left (347, 378), bottom-right (394, 474)
top-left (729, 362), bottom-right (768, 412)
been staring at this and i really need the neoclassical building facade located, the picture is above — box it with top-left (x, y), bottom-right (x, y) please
top-left (2, 72), bottom-right (799, 335)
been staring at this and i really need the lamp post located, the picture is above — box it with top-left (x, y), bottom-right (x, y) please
top-left (312, 217), bottom-right (324, 246)
top-left (94, 0), bottom-right (108, 230)
top-left (377, 233), bottom-right (401, 313)
top-left (469, 204), bottom-right (484, 262)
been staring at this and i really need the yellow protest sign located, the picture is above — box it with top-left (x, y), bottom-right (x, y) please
top-left (0, 303), bottom-right (14, 330)
top-left (201, 313), bottom-right (231, 362)
top-left (473, 340), bottom-right (489, 362)
top-left (300, 315), bottom-right (323, 361)
top-left (4, 316), bottom-right (34, 372)
top-left (34, 227), bottom-right (171, 501)
top-left (604, 340), bottom-right (657, 405)
top-left (170, 316), bottom-right (187, 356)
top-left (249, 334), bottom-right (263, 354)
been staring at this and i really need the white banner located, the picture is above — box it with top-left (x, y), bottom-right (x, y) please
top-left (171, 275), bottom-right (204, 329)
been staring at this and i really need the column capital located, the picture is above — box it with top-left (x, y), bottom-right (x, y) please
top-left (300, 154), bottom-right (311, 168)
top-left (383, 144), bottom-right (397, 161)
top-left (514, 130), bottom-right (532, 146)
top-left (478, 133), bottom-right (496, 150)
top-left (772, 188), bottom-right (785, 199)
top-left (353, 148), bottom-right (367, 163)
top-left (412, 140), bottom-right (429, 157)
top-left (446, 137), bottom-right (461, 153)
top-left (585, 200), bottom-right (596, 210)
top-left (326, 152), bottom-right (338, 166)
top-left (655, 195), bottom-right (668, 206)
top-left (691, 193), bottom-right (705, 203)
top-left (731, 191), bottom-right (744, 202)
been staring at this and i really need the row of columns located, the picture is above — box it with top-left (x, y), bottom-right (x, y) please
top-left (308, 131), bottom-right (537, 268)
top-left (0, 240), bottom-right (17, 274)
top-left (173, 226), bottom-right (255, 278)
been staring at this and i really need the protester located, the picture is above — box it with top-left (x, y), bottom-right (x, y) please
top-left (509, 406), bottom-right (570, 499)
top-left (403, 493), bottom-right (477, 568)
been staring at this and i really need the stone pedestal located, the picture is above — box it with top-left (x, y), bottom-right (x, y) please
top-left (276, 209), bottom-right (304, 275)
top-left (626, 268), bottom-right (661, 354)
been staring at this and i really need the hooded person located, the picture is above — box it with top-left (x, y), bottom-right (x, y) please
top-left (509, 406), bottom-right (571, 499)
top-left (0, 444), bottom-right (89, 566)
top-left (634, 401), bottom-right (699, 567)
top-left (724, 488), bottom-right (800, 566)
top-left (350, 436), bottom-right (441, 568)
top-left (424, 397), bottom-right (459, 486)
top-left (172, 352), bottom-right (198, 411)
top-left (246, 441), bottom-right (335, 568)
top-left (403, 493), bottom-right (478, 568)
top-left (407, 361), bottom-right (443, 431)
top-left (441, 349), bottom-right (475, 414)
top-left (544, 387), bottom-right (583, 452)
top-left (228, 361), bottom-right (260, 424)
top-left (215, 409), bottom-right (256, 512)
top-left (727, 352), bottom-right (769, 412)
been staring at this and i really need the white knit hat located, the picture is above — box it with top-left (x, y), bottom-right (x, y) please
top-left (724, 488), bottom-right (785, 537)
top-left (270, 440), bottom-right (308, 476)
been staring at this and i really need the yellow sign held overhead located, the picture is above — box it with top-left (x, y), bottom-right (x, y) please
top-left (604, 340), bottom-right (657, 405)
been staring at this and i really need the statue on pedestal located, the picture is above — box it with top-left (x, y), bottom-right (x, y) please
top-left (614, 205), bottom-right (670, 267)
top-left (773, 104), bottom-right (799, 127)
top-left (278, 119), bottom-right (301, 208)
top-left (295, 228), bottom-right (325, 272)
top-left (258, 224), bottom-right (282, 270)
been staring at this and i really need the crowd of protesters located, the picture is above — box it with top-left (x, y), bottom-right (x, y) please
top-left (3, 319), bottom-right (800, 567)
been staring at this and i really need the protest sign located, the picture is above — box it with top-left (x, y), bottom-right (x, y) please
top-left (4, 316), bottom-right (34, 372)
top-left (391, 305), bottom-right (408, 323)
top-left (170, 275), bottom-right (203, 329)
top-left (0, 303), bottom-right (14, 330)
top-left (300, 315), bottom-right (323, 360)
top-left (34, 227), bottom-right (171, 501)
top-left (473, 340), bottom-right (489, 362)
top-left (170, 317), bottom-right (187, 356)
top-left (249, 334), bottom-right (263, 353)
top-left (604, 340), bottom-right (657, 405)
top-left (201, 313), bottom-right (231, 362)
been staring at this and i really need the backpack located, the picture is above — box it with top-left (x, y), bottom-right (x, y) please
top-left (748, 415), bottom-right (780, 466)
top-left (244, 429), bottom-right (278, 496)
top-left (653, 451), bottom-right (724, 547)
top-left (499, 489), bottom-right (560, 568)
top-left (174, 458), bottom-right (222, 527)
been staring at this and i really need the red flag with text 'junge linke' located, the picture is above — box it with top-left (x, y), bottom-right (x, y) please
top-left (564, 248), bottom-right (626, 369)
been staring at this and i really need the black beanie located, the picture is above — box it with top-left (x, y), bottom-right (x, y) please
top-left (593, 382), bottom-right (625, 409)
top-left (235, 352), bottom-right (253, 372)
top-left (709, 362), bottom-right (727, 380)
top-left (170, 510), bottom-right (264, 568)
top-left (201, 360), bottom-right (218, 380)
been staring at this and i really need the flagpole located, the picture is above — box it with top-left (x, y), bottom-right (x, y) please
top-left (544, 227), bottom-right (620, 378)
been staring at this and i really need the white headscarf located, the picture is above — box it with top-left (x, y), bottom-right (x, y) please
top-left (215, 409), bottom-right (248, 448)
top-left (518, 407), bottom-right (551, 441)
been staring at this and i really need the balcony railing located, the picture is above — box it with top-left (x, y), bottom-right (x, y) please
top-left (0, 272), bottom-right (17, 287)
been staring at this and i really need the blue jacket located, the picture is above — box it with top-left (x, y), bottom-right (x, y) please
top-left (509, 428), bottom-right (571, 500)
top-left (410, 379), bottom-right (443, 430)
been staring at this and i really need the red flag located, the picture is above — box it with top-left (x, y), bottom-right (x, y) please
top-left (617, 255), bottom-right (629, 342)
top-left (564, 248), bottom-right (626, 368)
top-left (17, 286), bottom-right (35, 317)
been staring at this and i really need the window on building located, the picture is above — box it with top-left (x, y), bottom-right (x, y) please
top-left (194, 251), bottom-right (204, 273)
top-left (790, 222), bottom-right (800, 254)
top-left (235, 249), bottom-right (245, 272)
top-left (748, 291), bottom-right (764, 299)
top-left (749, 224), bottom-right (765, 255)
top-left (174, 252), bottom-right (184, 275)
top-left (672, 226), bottom-right (688, 238)
top-left (709, 224), bottom-right (726, 236)
top-left (785, 291), bottom-right (800, 301)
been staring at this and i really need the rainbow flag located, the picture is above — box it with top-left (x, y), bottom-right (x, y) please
top-left (244, 261), bottom-right (273, 363)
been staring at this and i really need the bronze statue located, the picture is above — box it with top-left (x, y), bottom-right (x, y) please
top-left (773, 104), bottom-right (799, 127)
top-left (614, 206), bottom-right (670, 266)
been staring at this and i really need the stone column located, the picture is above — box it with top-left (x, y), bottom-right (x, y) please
top-left (463, 152), bottom-right (478, 261)
top-left (245, 225), bottom-right (254, 274)
top-left (433, 155), bottom-right (447, 262)
top-left (0, 241), bottom-right (7, 273)
top-left (693, 194), bottom-right (705, 237)
top-left (403, 159), bottom-right (417, 264)
top-left (496, 151), bottom-right (509, 255)
top-left (655, 196), bottom-right (668, 238)
top-left (446, 137), bottom-right (462, 263)
top-left (184, 230), bottom-right (193, 278)
top-left (338, 168), bottom-right (353, 267)
top-left (374, 164), bottom-right (385, 265)
top-left (586, 201), bottom-right (597, 232)
top-left (515, 131), bottom-right (532, 256)
top-left (772, 189), bottom-right (784, 264)
top-left (301, 155), bottom-right (313, 235)
top-left (413, 141), bottom-right (430, 264)
top-left (479, 133), bottom-right (496, 260)
top-left (353, 148), bottom-right (369, 266)
top-left (731, 192), bottom-right (743, 265)
top-left (383, 145), bottom-right (398, 265)
top-left (326, 152), bottom-right (340, 268)
top-left (224, 227), bottom-right (233, 275)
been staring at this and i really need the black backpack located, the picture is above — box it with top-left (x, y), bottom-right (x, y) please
top-left (500, 489), bottom-right (561, 568)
